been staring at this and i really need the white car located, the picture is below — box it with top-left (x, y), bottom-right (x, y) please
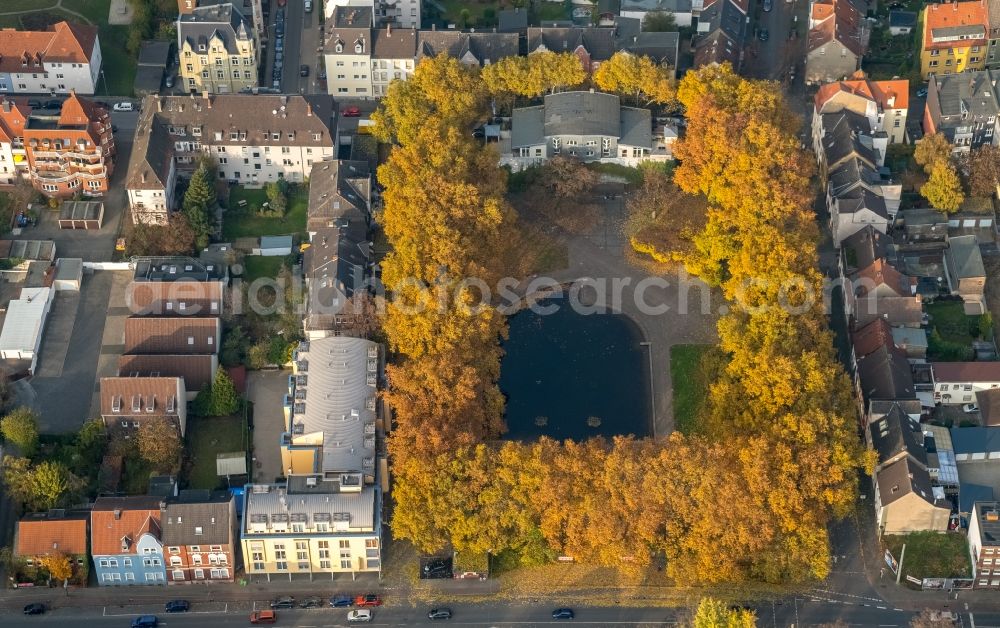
top-left (348, 609), bottom-right (372, 623)
top-left (112, 101), bottom-right (134, 112)
top-left (963, 403), bottom-right (979, 413)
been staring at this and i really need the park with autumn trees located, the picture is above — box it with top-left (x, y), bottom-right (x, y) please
top-left (373, 53), bottom-right (867, 586)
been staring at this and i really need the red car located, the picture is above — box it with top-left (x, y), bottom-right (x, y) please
top-left (249, 610), bottom-right (276, 624)
top-left (341, 106), bottom-right (361, 118)
top-left (354, 594), bottom-right (382, 607)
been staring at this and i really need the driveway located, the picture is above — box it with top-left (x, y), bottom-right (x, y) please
top-left (248, 370), bottom-right (289, 483)
top-left (27, 270), bottom-right (126, 433)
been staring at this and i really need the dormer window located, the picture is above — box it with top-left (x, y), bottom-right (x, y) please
top-left (355, 41), bottom-right (364, 54)
top-left (198, 44), bottom-right (206, 52)
top-left (335, 43), bottom-right (343, 53)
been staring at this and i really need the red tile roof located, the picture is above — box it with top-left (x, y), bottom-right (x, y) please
top-left (923, 1), bottom-right (989, 50)
top-left (852, 258), bottom-right (916, 298)
top-left (852, 317), bottom-right (895, 359)
top-left (90, 497), bottom-right (163, 556)
top-left (99, 376), bottom-right (184, 418)
top-left (16, 517), bottom-right (87, 556)
top-left (809, 0), bottom-right (866, 57)
top-left (126, 281), bottom-right (222, 317)
top-left (0, 22), bottom-right (97, 73)
top-left (815, 71), bottom-right (909, 112)
top-left (124, 317), bottom-right (220, 354)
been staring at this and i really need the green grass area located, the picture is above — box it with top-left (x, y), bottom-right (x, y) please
top-left (670, 344), bottom-right (715, 435)
top-left (927, 300), bottom-right (981, 361)
top-left (534, 1), bottom-right (569, 22)
top-left (62, 0), bottom-right (113, 23)
top-left (185, 415), bottom-right (247, 490)
top-left (241, 255), bottom-right (290, 283)
top-left (884, 531), bottom-right (971, 585)
top-left (223, 186), bottom-right (308, 239)
top-left (122, 455), bottom-right (153, 495)
top-left (98, 25), bottom-right (138, 96)
top-left (0, 0), bottom-right (62, 13)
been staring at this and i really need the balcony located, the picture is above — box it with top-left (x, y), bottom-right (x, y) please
top-left (31, 149), bottom-right (101, 160)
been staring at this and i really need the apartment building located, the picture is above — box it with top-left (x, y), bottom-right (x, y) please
top-left (921, 1), bottom-right (989, 79)
top-left (324, 6), bottom-right (374, 97)
top-left (241, 475), bottom-right (382, 580)
top-left (0, 93), bottom-right (114, 197)
top-left (91, 497), bottom-right (167, 586)
top-left (177, 3), bottom-right (258, 94)
top-left (969, 501), bottom-right (1000, 588)
top-left (99, 376), bottom-right (188, 436)
top-left (925, 69), bottom-right (1000, 151)
top-left (0, 21), bottom-right (102, 95)
top-left (805, 0), bottom-right (869, 84)
top-left (126, 94), bottom-right (335, 224)
top-left (933, 361), bottom-right (1000, 404)
top-left (692, 0), bottom-right (749, 69)
top-left (814, 72), bottom-right (909, 144)
top-left (526, 27), bottom-right (616, 72)
top-left (370, 26), bottom-right (416, 97)
top-left (162, 494), bottom-right (239, 583)
top-left (324, 0), bottom-right (421, 29)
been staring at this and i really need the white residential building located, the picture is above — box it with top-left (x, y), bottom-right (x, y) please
top-left (324, 6), bottom-right (374, 97)
top-left (324, 0), bottom-right (421, 29)
top-left (0, 21), bottom-right (102, 95)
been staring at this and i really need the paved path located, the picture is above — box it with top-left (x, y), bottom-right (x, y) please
top-left (0, 0), bottom-right (94, 24)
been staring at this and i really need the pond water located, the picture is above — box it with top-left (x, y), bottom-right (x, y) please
top-left (499, 298), bottom-right (652, 441)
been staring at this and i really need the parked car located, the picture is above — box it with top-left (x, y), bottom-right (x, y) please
top-left (275, 37), bottom-right (284, 52)
top-left (964, 403), bottom-right (979, 413)
top-left (299, 597), bottom-right (323, 609)
top-left (131, 616), bottom-right (159, 628)
top-left (355, 594), bottom-right (382, 607)
top-left (763, 0), bottom-right (772, 9)
top-left (23, 603), bottom-right (45, 615)
top-left (428, 608), bottom-right (453, 620)
top-left (113, 101), bottom-right (135, 112)
top-left (270, 596), bottom-right (295, 609)
top-left (164, 600), bottom-right (189, 613)
top-left (305, 0), bottom-right (313, 11)
top-left (27, 99), bottom-right (42, 108)
top-left (273, 79), bottom-right (281, 89)
top-left (43, 99), bottom-right (63, 109)
top-left (330, 594), bottom-right (353, 607)
top-left (165, 73), bottom-right (175, 88)
top-left (758, 28), bottom-right (769, 42)
top-left (300, 64), bottom-right (310, 77)
top-left (249, 610), bottom-right (276, 624)
top-left (342, 106), bottom-right (361, 117)
top-left (552, 608), bottom-right (575, 620)
top-left (917, 87), bottom-right (928, 98)
top-left (276, 22), bottom-right (284, 36)
top-left (348, 609), bottom-right (373, 623)
top-left (318, 68), bottom-right (327, 80)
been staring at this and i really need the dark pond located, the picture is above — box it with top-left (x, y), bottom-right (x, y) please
top-left (499, 298), bottom-right (651, 440)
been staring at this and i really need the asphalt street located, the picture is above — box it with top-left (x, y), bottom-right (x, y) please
top-left (745, 0), bottom-right (808, 81)
top-left (0, 600), bottom-right (931, 627)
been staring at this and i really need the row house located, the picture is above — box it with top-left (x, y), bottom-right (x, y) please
top-left (988, 0), bottom-right (1000, 68)
top-left (692, 0), bottom-right (748, 70)
top-left (91, 497), bottom-right (167, 586)
top-left (99, 376), bottom-right (188, 437)
top-left (304, 160), bottom-right (373, 338)
top-left (162, 493), bottom-right (239, 583)
top-left (125, 93), bottom-right (335, 224)
top-left (933, 361), bottom-right (1000, 404)
top-left (527, 27), bottom-right (617, 72)
top-left (177, 3), bottom-right (258, 94)
top-left (15, 511), bottom-right (89, 584)
top-left (814, 71), bottom-right (909, 144)
top-left (924, 69), bottom-right (1000, 152)
top-left (921, 1), bottom-right (989, 80)
top-left (869, 405), bottom-right (951, 534)
top-left (0, 93), bottom-right (115, 197)
top-left (969, 501), bottom-right (1000, 588)
top-left (0, 21), bottom-right (102, 95)
top-left (805, 0), bottom-right (869, 85)
top-left (324, 0), bottom-right (422, 29)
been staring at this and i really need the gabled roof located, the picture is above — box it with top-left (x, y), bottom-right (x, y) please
top-left (869, 403), bottom-right (928, 468)
top-left (836, 186), bottom-right (889, 222)
top-left (820, 110), bottom-right (880, 169)
top-left (618, 31), bottom-right (680, 68)
top-left (815, 71), bottom-right (909, 112)
top-left (856, 345), bottom-right (916, 402)
top-left (178, 3), bottom-right (253, 55)
top-left (950, 426), bottom-right (1000, 455)
top-left (416, 31), bottom-right (519, 66)
top-left (854, 295), bottom-right (924, 328)
top-left (126, 280), bottom-right (222, 316)
top-left (933, 361), bottom-right (1000, 383)
top-left (161, 496), bottom-right (234, 545)
top-left (924, 1), bottom-right (989, 50)
top-left (808, 0), bottom-right (867, 57)
top-left (90, 496), bottom-right (164, 556)
top-left (926, 70), bottom-right (1000, 130)
top-left (851, 258), bottom-right (914, 298)
top-left (876, 456), bottom-right (943, 507)
top-left (526, 27), bottom-right (617, 62)
top-left (118, 354), bottom-right (216, 393)
top-left (498, 8), bottom-right (529, 32)
top-left (693, 0), bottom-right (745, 67)
top-left (0, 21), bottom-right (97, 73)
top-left (16, 515), bottom-right (88, 557)
top-left (99, 376), bottom-right (184, 418)
top-left (946, 234), bottom-right (986, 279)
top-left (306, 160), bottom-right (370, 231)
top-left (306, 221), bottom-right (370, 323)
top-left (853, 317), bottom-right (895, 360)
top-left (976, 387), bottom-right (1000, 426)
top-left (842, 225), bottom-right (892, 273)
top-left (124, 317), bottom-right (220, 355)
top-left (371, 27), bottom-right (417, 59)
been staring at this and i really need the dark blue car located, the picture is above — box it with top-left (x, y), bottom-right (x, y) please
top-left (131, 616), bottom-right (158, 628)
top-left (552, 608), bottom-right (575, 620)
top-left (164, 600), bottom-right (189, 613)
top-left (330, 594), bottom-right (353, 608)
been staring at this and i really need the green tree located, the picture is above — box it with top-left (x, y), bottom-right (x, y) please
top-left (31, 461), bottom-right (81, 511)
top-left (921, 161), bottom-right (965, 212)
top-left (1, 456), bottom-right (36, 506)
top-left (691, 597), bottom-right (756, 628)
top-left (980, 311), bottom-right (995, 341)
top-left (265, 180), bottom-right (288, 215)
top-left (642, 11), bottom-right (677, 31)
top-left (182, 162), bottom-right (216, 249)
top-left (220, 325), bottom-right (250, 367)
top-left (210, 369), bottom-right (241, 416)
top-left (0, 407), bottom-right (39, 457)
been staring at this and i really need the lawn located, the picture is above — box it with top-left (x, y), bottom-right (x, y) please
top-left (884, 531), bottom-right (971, 586)
top-left (586, 162), bottom-right (646, 186)
top-left (926, 300), bottom-right (977, 344)
top-left (223, 186), bottom-right (308, 239)
top-left (185, 415), bottom-right (247, 491)
top-left (241, 255), bottom-right (290, 283)
top-left (98, 25), bottom-right (138, 96)
top-left (670, 344), bottom-right (716, 435)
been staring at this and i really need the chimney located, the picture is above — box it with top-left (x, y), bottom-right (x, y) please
top-left (203, 91), bottom-right (211, 108)
top-left (307, 102), bottom-right (313, 116)
top-left (387, 23), bottom-right (391, 35)
top-left (155, 94), bottom-right (162, 112)
top-left (432, 23), bottom-right (436, 31)
top-left (114, 509), bottom-right (122, 520)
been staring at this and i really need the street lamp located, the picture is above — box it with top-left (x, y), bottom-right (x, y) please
top-left (101, 69), bottom-right (108, 97)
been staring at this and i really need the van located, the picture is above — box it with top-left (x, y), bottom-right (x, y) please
top-left (305, 0), bottom-right (313, 11)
